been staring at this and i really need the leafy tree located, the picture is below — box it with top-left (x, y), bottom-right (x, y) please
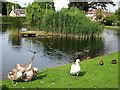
top-left (31, 2), bottom-right (55, 10)
top-left (68, 1), bottom-right (115, 13)
top-left (25, 2), bottom-right (55, 28)
top-left (96, 8), bottom-right (104, 21)
top-left (115, 8), bottom-right (120, 21)
top-left (25, 3), bottom-right (46, 28)
top-left (1, 1), bottom-right (22, 16)
top-left (2, 2), bottom-right (7, 15)
top-left (6, 2), bottom-right (21, 15)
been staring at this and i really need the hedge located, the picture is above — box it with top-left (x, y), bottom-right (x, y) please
top-left (1, 16), bottom-right (27, 22)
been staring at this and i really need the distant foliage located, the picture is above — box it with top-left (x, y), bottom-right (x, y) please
top-left (103, 15), bottom-right (118, 26)
top-left (117, 21), bottom-right (120, 26)
top-left (2, 16), bottom-right (26, 22)
top-left (25, 2), bottom-right (55, 29)
top-left (115, 8), bottom-right (120, 21)
top-left (1, 1), bottom-right (22, 16)
top-left (42, 7), bottom-right (104, 37)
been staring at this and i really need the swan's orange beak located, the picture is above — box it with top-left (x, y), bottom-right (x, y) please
top-left (78, 62), bottom-right (80, 65)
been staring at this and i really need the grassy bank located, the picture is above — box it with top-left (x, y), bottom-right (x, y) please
top-left (1, 52), bottom-right (118, 88)
top-left (105, 26), bottom-right (120, 30)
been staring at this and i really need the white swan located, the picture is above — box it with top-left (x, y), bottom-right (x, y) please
top-left (70, 59), bottom-right (81, 79)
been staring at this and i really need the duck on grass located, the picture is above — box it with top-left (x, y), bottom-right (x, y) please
top-left (1, 52), bottom-right (118, 88)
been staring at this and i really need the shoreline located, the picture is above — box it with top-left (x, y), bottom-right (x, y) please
top-left (104, 26), bottom-right (120, 30)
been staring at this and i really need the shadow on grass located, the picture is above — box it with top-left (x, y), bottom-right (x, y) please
top-left (0, 85), bottom-right (9, 90)
top-left (16, 73), bottom-right (47, 82)
top-left (72, 71), bottom-right (86, 77)
top-left (32, 74), bottom-right (47, 81)
top-left (79, 71), bottom-right (86, 76)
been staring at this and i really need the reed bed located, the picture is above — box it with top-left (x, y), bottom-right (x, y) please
top-left (40, 7), bottom-right (104, 38)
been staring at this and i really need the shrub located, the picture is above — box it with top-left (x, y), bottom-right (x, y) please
top-left (2, 16), bottom-right (26, 22)
top-left (117, 21), bottom-right (120, 26)
top-left (103, 15), bottom-right (118, 26)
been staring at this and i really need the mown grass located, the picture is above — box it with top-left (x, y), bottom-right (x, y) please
top-left (105, 26), bottom-right (120, 30)
top-left (0, 52), bottom-right (119, 88)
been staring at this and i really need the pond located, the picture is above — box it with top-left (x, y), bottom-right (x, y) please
top-left (1, 25), bottom-right (119, 80)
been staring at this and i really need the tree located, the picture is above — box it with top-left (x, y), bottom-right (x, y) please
top-left (25, 2), bottom-right (55, 27)
top-left (1, 1), bottom-right (22, 16)
top-left (31, 2), bottom-right (55, 11)
top-left (25, 3), bottom-right (46, 27)
top-left (96, 8), bottom-right (104, 21)
top-left (6, 2), bottom-right (21, 16)
top-left (68, 0), bottom-right (115, 13)
top-left (2, 2), bottom-right (7, 15)
top-left (115, 8), bottom-right (120, 21)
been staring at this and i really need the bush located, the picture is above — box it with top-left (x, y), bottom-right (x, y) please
top-left (2, 16), bottom-right (27, 22)
top-left (104, 21), bottom-right (113, 26)
top-left (117, 21), bottom-right (120, 26)
top-left (103, 15), bottom-right (118, 26)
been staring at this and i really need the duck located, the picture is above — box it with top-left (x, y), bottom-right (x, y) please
top-left (100, 60), bottom-right (103, 65)
top-left (111, 60), bottom-right (117, 64)
top-left (76, 52), bottom-right (81, 55)
top-left (84, 50), bottom-right (89, 53)
top-left (15, 56), bottom-right (35, 72)
top-left (70, 59), bottom-right (81, 79)
top-left (8, 70), bottom-right (23, 86)
top-left (87, 56), bottom-right (91, 59)
top-left (22, 67), bottom-right (38, 82)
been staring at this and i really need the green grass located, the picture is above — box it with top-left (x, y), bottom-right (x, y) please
top-left (1, 52), bottom-right (119, 88)
top-left (105, 26), bottom-right (120, 30)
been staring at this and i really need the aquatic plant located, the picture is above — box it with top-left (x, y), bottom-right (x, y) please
top-left (42, 7), bottom-right (104, 38)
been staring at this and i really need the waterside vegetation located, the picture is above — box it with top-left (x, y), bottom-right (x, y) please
top-left (25, 7), bottom-right (104, 38)
top-left (104, 26), bottom-right (120, 30)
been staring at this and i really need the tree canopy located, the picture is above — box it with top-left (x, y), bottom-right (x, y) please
top-left (115, 8), bottom-right (120, 21)
top-left (31, 2), bottom-right (55, 10)
top-left (1, 1), bottom-right (22, 15)
top-left (68, 0), bottom-right (115, 13)
top-left (25, 2), bottom-right (55, 27)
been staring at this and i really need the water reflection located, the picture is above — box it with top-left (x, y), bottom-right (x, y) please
top-left (9, 34), bottom-right (22, 46)
top-left (33, 37), bottom-right (105, 61)
top-left (1, 25), bottom-right (119, 80)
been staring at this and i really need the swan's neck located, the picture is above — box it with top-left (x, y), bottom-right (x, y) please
top-left (76, 62), bottom-right (80, 66)
top-left (27, 56), bottom-right (34, 70)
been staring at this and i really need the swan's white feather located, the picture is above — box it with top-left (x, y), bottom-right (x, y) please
top-left (70, 59), bottom-right (81, 74)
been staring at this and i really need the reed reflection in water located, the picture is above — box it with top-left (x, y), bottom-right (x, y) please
top-left (1, 25), bottom-right (119, 80)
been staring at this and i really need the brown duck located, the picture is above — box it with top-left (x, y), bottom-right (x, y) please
top-left (100, 60), bottom-right (103, 65)
top-left (111, 60), bottom-right (117, 64)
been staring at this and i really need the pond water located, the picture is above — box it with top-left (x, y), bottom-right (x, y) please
top-left (1, 25), bottom-right (119, 80)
